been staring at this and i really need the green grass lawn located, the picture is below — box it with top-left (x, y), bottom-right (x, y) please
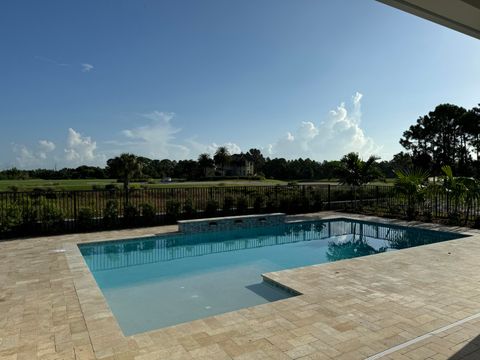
top-left (299, 179), bottom-right (394, 186)
top-left (0, 178), bottom-right (395, 192)
top-left (0, 178), bottom-right (287, 192)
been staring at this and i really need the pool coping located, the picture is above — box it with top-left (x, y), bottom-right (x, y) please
top-left (61, 213), bottom-right (477, 358)
top-left (5, 211), bottom-right (480, 359)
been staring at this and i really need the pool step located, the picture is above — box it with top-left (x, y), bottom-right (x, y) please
top-left (178, 213), bottom-right (286, 234)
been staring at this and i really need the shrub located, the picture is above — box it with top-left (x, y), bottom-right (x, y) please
top-left (422, 209), bottom-right (433, 223)
top-left (123, 205), bottom-right (139, 226)
top-left (223, 196), bottom-right (235, 213)
top-left (236, 196), bottom-right (248, 214)
top-left (474, 216), bottom-right (480, 229)
top-left (40, 203), bottom-right (64, 232)
top-left (140, 203), bottom-right (157, 224)
top-left (205, 199), bottom-right (219, 217)
top-left (105, 184), bottom-right (117, 191)
top-left (266, 197), bottom-right (279, 212)
top-left (406, 207), bottom-right (418, 221)
top-left (279, 196), bottom-right (292, 213)
top-left (77, 207), bottom-right (95, 231)
top-left (311, 191), bottom-right (323, 211)
top-left (44, 188), bottom-right (57, 199)
top-left (447, 211), bottom-right (462, 226)
top-left (0, 202), bottom-right (22, 233)
top-left (166, 200), bottom-right (181, 222)
top-left (253, 194), bottom-right (265, 213)
top-left (21, 198), bottom-right (40, 229)
top-left (183, 198), bottom-right (196, 218)
top-left (103, 200), bottom-right (119, 228)
top-left (8, 185), bottom-right (19, 193)
top-left (300, 195), bottom-right (311, 212)
top-left (31, 188), bottom-right (45, 198)
top-left (386, 204), bottom-right (401, 217)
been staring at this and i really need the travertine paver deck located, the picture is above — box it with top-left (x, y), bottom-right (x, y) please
top-left (1, 212), bottom-right (480, 360)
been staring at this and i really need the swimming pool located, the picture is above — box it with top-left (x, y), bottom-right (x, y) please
top-left (79, 218), bottom-right (466, 335)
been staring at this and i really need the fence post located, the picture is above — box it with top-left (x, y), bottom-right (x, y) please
top-left (327, 185), bottom-right (331, 210)
top-left (446, 192), bottom-right (450, 215)
top-left (73, 191), bottom-right (78, 225)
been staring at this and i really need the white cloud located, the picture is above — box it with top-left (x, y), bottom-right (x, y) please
top-left (185, 138), bottom-right (242, 156)
top-left (12, 144), bottom-right (37, 168)
top-left (38, 140), bottom-right (56, 159)
top-left (81, 63), bottom-right (94, 72)
top-left (12, 140), bottom-right (57, 168)
top-left (268, 92), bottom-right (381, 160)
top-left (116, 111), bottom-right (190, 159)
top-left (64, 128), bottom-right (101, 165)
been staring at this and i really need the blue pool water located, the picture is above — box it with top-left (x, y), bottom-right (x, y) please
top-left (79, 218), bottom-right (466, 335)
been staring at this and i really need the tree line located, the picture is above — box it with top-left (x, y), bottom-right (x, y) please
top-left (1, 102), bottom-right (479, 183)
top-left (0, 147), bottom-right (383, 182)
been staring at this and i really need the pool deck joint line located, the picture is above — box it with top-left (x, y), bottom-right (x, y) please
top-left (364, 311), bottom-right (480, 359)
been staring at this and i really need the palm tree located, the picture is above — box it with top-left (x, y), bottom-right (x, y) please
top-left (459, 177), bottom-right (479, 224)
top-left (106, 153), bottom-right (142, 205)
top-left (213, 146), bottom-right (231, 176)
top-left (197, 153), bottom-right (214, 177)
top-left (394, 167), bottom-right (429, 220)
top-left (441, 165), bottom-right (480, 224)
top-left (337, 152), bottom-right (381, 186)
top-left (441, 165), bottom-right (466, 216)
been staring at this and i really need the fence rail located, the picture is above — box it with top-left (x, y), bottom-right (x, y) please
top-left (0, 183), bottom-right (475, 238)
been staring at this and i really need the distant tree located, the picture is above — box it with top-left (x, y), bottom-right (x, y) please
top-left (173, 160), bottom-right (198, 180)
top-left (246, 148), bottom-right (265, 174)
top-left (459, 105), bottom-right (480, 175)
top-left (197, 153), bottom-right (214, 177)
top-left (390, 152), bottom-right (414, 173)
top-left (399, 104), bottom-right (468, 174)
top-left (336, 152), bottom-right (382, 186)
top-left (321, 160), bottom-right (341, 180)
top-left (263, 158), bottom-right (288, 179)
top-left (106, 153), bottom-right (142, 204)
top-left (213, 146), bottom-right (231, 175)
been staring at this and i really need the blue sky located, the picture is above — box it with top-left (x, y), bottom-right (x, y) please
top-left (1, 0), bottom-right (479, 169)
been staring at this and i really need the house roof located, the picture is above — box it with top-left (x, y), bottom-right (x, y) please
top-left (377, 0), bottom-right (480, 40)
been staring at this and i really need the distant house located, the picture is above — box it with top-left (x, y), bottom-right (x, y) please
top-left (219, 154), bottom-right (255, 177)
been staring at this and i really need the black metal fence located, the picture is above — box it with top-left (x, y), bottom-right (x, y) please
top-left (0, 183), bottom-right (475, 239)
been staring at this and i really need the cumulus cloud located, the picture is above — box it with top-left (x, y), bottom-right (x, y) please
top-left (38, 140), bottom-right (56, 159)
top-left (268, 92), bottom-right (381, 160)
top-left (12, 140), bottom-right (57, 168)
top-left (12, 144), bottom-right (37, 168)
top-left (64, 128), bottom-right (101, 164)
top-left (81, 63), bottom-right (94, 72)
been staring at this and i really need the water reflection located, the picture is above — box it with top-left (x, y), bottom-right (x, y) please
top-left (80, 219), bottom-right (465, 271)
top-left (326, 238), bottom-right (387, 262)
